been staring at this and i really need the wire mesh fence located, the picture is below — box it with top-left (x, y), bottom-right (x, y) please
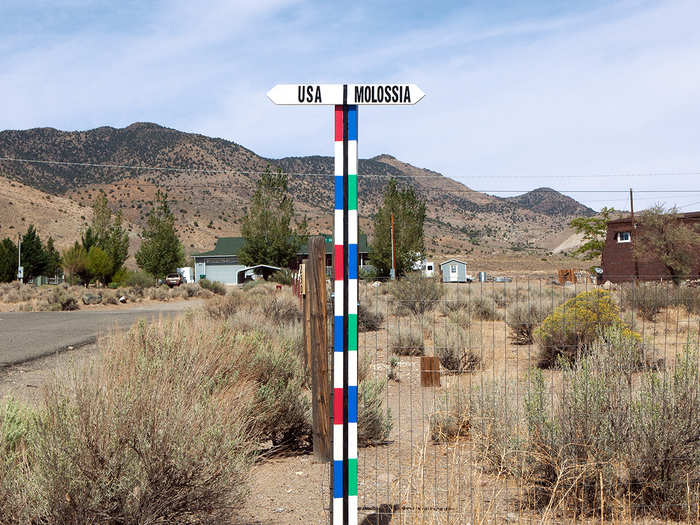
top-left (322, 275), bottom-right (700, 524)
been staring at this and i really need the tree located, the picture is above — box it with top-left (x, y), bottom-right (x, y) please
top-left (0, 238), bottom-right (18, 283)
top-left (62, 242), bottom-right (88, 285)
top-left (239, 167), bottom-right (306, 268)
top-left (83, 195), bottom-right (129, 283)
top-left (135, 190), bottom-right (185, 279)
top-left (635, 205), bottom-right (700, 284)
top-left (86, 246), bottom-right (113, 285)
top-left (369, 179), bottom-right (426, 278)
top-left (20, 225), bottom-right (48, 283)
top-left (569, 207), bottom-right (615, 260)
top-left (45, 237), bottom-right (62, 278)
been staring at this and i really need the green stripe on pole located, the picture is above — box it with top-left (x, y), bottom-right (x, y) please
top-left (348, 458), bottom-right (357, 496)
top-left (348, 314), bottom-right (358, 350)
top-left (349, 174), bottom-right (357, 210)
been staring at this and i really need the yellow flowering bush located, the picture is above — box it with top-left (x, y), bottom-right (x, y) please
top-left (534, 289), bottom-right (640, 367)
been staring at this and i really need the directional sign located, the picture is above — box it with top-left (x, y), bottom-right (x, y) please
top-left (267, 83), bottom-right (425, 105)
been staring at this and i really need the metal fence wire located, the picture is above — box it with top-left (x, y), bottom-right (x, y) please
top-left (321, 276), bottom-right (700, 524)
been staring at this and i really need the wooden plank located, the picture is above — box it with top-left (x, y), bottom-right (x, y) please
top-left (420, 356), bottom-right (441, 387)
top-left (308, 237), bottom-right (331, 461)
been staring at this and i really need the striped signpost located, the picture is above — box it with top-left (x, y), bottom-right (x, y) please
top-left (268, 83), bottom-right (424, 525)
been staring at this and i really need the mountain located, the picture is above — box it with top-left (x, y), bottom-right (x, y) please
top-left (504, 187), bottom-right (595, 217)
top-left (0, 123), bottom-right (595, 255)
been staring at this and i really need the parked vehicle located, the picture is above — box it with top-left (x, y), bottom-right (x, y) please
top-left (165, 272), bottom-right (183, 287)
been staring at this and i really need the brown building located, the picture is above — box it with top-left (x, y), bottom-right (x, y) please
top-left (601, 211), bottom-right (700, 283)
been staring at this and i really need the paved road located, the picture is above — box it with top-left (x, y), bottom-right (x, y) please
top-left (0, 300), bottom-right (203, 367)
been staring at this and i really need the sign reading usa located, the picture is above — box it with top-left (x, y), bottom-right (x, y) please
top-left (267, 83), bottom-right (425, 105)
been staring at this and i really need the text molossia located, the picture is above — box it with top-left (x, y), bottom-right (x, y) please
top-left (354, 85), bottom-right (411, 104)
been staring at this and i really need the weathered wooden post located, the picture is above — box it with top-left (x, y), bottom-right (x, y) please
top-left (306, 237), bottom-right (330, 461)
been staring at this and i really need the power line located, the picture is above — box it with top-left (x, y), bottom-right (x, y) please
top-left (2, 155), bottom-right (700, 180)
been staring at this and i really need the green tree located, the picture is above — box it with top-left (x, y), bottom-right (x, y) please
top-left (45, 237), bottom-right (62, 278)
top-left (83, 195), bottom-right (129, 283)
top-left (20, 225), bottom-right (48, 283)
top-left (635, 205), bottom-right (700, 284)
top-left (62, 242), bottom-right (88, 285)
top-left (0, 238), bottom-right (18, 282)
top-left (86, 246), bottom-right (113, 285)
top-left (569, 207), bottom-right (615, 260)
top-left (135, 190), bottom-right (185, 279)
top-left (239, 167), bottom-right (306, 268)
top-left (369, 179), bottom-right (426, 278)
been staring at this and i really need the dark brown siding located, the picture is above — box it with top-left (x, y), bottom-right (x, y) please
top-left (601, 213), bottom-right (700, 283)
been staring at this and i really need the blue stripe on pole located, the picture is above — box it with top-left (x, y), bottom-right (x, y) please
top-left (348, 244), bottom-right (358, 279)
top-left (334, 176), bottom-right (343, 210)
top-left (333, 460), bottom-right (344, 498)
top-left (347, 105), bottom-right (358, 141)
top-left (334, 315), bottom-right (343, 351)
top-left (347, 385), bottom-right (357, 423)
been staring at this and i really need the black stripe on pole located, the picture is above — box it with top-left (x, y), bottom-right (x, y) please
top-left (342, 84), bottom-right (349, 525)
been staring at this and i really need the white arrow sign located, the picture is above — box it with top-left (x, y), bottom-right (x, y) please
top-left (267, 83), bottom-right (425, 105)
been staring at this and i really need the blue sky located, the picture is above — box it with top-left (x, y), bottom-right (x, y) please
top-left (1, 0), bottom-right (700, 212)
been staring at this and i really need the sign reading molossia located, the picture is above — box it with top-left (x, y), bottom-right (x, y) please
top-left (267, 83), bottom-right (425, 105)
top-left (269, 82), bottom-right (423, 525)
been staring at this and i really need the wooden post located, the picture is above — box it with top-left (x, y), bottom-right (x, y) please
top-left (420, 356), bottom-right (441, 387)
top-left (306, 236), bottom-right (330, 461)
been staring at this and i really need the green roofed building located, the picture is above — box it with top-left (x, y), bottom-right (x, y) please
top-left (191, 234), bottom-right (370, 284)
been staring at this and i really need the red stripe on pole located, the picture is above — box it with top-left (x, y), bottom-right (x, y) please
top-left (334, 245), bottom-right (343, 280)
top-left (334, 105), bottom-right (343, 141)
top-left (334, 388), bottom-right (344, 424)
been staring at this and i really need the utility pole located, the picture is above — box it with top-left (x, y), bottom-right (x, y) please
top-left (630, 188), bottom-right (639, 283)
top-left (17, 233), bottom-right (22, 282)
top-left (390, 213), bottom-right (396, 280)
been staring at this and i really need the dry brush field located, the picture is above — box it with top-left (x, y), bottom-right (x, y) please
top-left (1, 277), bottom-right (699, 524)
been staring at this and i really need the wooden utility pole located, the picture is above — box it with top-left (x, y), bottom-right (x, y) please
top-left (630, 188), bottom-right (639, 283)
top-left (304, 236), bottom-right (330, 461)
top-left (390, 213), bottom-right (396, 280)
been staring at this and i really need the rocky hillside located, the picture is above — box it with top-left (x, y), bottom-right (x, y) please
top-left (0, 123), bottom-right (595, 255)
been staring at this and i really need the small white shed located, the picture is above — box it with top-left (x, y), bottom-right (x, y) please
top-left (440, 259), bottom-right (469, 283)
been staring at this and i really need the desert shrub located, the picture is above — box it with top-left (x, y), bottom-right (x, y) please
top-left (199, 278), bottom-right (226, 295)
top-left (389, 273), bottom-right (442, 315)
top-left (357, 349), bottom-right (372, 384)
top-left (146, 285), bottom-right (170, 301)
top-left (270, 268), bottom-right (294, 286)
top-left (103, 294), bottom-right (118, 305)
top-left (390, 322), bottom-right (425, 356)
top-left (357, 378), bottom-right (392, 446)
top-left (506, 303), bottom-right (549, 344)
top-left (534, 289), bottom-right (639, 368)
top-left (45, 288), bottom-right (79, 311)
top-left (429, 388), bottom-right (471, 443)
top-left (262, 294), bottom-right (301, 324)
top-left (620, 283), bottom-right (669, 321)
top-left (0, 399), bottom-right (35, 519)
top-left (358, 301), bottom-right (384, 332)
top-left (112, 268), bottom-right (154, 288)
top-left (675, 285), bottom-right (700, 315)
top-left (359, 265), bottom-right (378, 281)
top-left (205, 294), bottom-right (240, 319)
top-left (434, 326), bottom-right (481, 373)
top-left (438, 288), bottom-right (472, 316)
top-left (181, 282), bottom-right (200, 297)
top-left (0, 319), bottom-right (258, 524)
top-left (522, 340), bottom-right (700, 519)
top-left (471, 296), bottom-right (500, 321)
top-left (245, 331), bottom-right (311, 448)
top-left (387, 356), bottom-right (399, 381)
top-left (447, 308), bottom-right (472, 329)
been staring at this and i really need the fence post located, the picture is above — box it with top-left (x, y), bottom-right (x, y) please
top-left (306, 236), bottom-right (331, 461)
